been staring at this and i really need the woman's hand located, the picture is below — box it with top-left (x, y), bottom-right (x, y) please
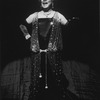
top-left (25, 34), bottom-right (31, 40)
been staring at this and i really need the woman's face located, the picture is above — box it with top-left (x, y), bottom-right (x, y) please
top-left (41, 0), bottom-right (52, 9)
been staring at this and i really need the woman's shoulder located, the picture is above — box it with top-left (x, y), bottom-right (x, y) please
top-left (26, 12), bottom-right (38, 24)
top-left (54, 11), bottom-right (68, 25)
top-left (55, 11), bottom-right (65, 18)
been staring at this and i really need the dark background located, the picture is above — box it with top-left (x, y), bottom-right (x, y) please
top-left (1, 0), bottom-right (99, 73)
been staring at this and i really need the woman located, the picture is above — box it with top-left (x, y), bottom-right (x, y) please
top-left (20, 0), bottom-right (68, 40)
top-left (1, 0), bottom-right (98, 100)
top-left (20, 0), bottom-right (70, 99)
top-left (19, 0), bottom-right (80, 100)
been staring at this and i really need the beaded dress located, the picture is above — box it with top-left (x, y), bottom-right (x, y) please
top-left (28, 12), bottom-right (78, 100)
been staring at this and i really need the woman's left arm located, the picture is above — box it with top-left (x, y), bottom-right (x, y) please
top-left (58, 12), bottom-right (69, 25)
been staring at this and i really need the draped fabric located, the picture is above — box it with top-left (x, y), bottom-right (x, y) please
top-left (1, 60), bottom-right (99, 100)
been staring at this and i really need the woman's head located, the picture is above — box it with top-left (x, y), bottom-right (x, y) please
top-left (39, 0), bottom-right (54, 9)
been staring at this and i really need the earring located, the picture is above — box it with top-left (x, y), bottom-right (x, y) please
top-left (52, 2), bottom-right (54, 9)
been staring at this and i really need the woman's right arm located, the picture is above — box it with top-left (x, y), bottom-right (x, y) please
top-left (19, 12), bottom-right (37, 40)
top-left (26, 12), bottom-right (37, 24)
top-left (19, 24), bottom-right (31, 40)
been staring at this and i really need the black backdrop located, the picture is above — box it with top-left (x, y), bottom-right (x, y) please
top-left (1, 0), bottom-right (99, 73)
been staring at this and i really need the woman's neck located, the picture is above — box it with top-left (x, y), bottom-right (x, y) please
top-left (42, 8), bottom-right (52, 12)
top-left (42, 9), bottom-right (52, 13)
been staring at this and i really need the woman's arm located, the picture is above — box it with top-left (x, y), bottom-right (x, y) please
top-left (26, 12), bottom-right (37, 24)
top-left (58, 12), bottom-right (68, 25)
top-left (19, 13), bottom-right (37, 40)
top-left (19, 24), bottom-right (31, 40)
top-left (58, 12), bottom-right (79, 25)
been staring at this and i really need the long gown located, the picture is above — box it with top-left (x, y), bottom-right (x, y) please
top-left (29, 18), bottom-right (73, 100)
top-left (28, 15), bottom-right (75, 100)
top-left (1, 12), bottom-right (99, 100)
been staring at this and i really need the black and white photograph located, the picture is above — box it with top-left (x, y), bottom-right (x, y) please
top-left (1, 0), bottom-right (99, 100)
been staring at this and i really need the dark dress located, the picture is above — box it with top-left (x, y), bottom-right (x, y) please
top-left (1, 13), bottom-right (98, 100)
top-left (29, 18), bottom-right (79, 100)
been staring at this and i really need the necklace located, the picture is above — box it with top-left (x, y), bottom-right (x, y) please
top-left (42, 10), bottom-right (52, 18)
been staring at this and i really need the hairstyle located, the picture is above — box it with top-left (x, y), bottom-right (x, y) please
top-left (38, 0), bottom-right (54, 2)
